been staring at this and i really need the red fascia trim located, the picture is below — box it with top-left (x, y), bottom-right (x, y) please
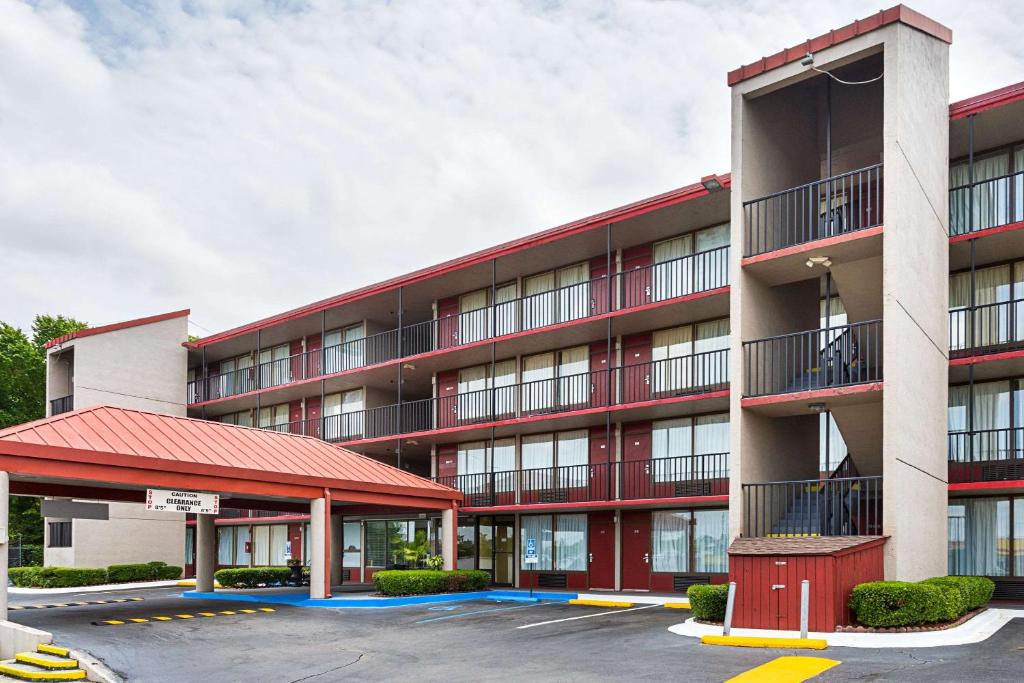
top-left (215, 514), bottom-right (312, 525)
top-left (336, 389), bottom-right (731, 448)
top-left (188, 286), bottom-right (730, 409)
top-left (46, 309), bottom-right (190, 349)
top-left (741, 382), bottom-right (882, 408)
top-left (460, 494), bottom-right (730, 513)
top-left (741, 226), bottom-right (883, 267)
top-left (186, 175), bottom-right (730, 350)
top-left (948, 480), bottom-right (1024, 492)
top-left (727, 5), bottom-right (952, 87)
top-left (950, 80), bottom-right (1024, 120)
top-left (949, 349), bottom-right (1024, 367)
top-left (948, 220), bottom-right (1024, 244)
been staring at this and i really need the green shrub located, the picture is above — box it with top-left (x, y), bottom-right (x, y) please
top-left (687, 584), bottom-right (728, 621)
top-left (849, 581), bottom-right (947, 627)
top-left (22, 567), bottom-right (109, 589)
top-left (8, 567), bottom-right (41, 587)
top-left (21, 545), bottom-right (43, 567)
top-left (372, 569), bottom-right (491, 596)
top-left (106, 561), bottom-right (182, 583)
top-left (214, 567), bottom-right (292, 588)
top-left (921, 576), bottom-right (995, 612)
top-left (928, 581), bottom-right (966, 622)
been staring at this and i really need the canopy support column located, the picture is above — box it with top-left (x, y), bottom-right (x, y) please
top-left (441, 502), bottom-right (457, 571)
top-left (0, 471), bottom-right (8, 621)
top-left (196, 513), bottom-right (216, 592)
top-left (310, 493), bottom-right (332, 599)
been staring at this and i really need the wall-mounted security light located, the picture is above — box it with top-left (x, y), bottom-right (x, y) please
top-left (701, 174), bottom-right (724, 192)
top-left (801, 52), bottom-right (815, 67)
top-left (808, 403), bottom-right (827, 414)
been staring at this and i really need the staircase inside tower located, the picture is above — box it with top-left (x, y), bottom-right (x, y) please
top-left (770, 455), bottom-right (881, 537)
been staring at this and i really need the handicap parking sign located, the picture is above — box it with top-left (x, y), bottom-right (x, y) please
top-left (525, 537), bottom-right (538, 564)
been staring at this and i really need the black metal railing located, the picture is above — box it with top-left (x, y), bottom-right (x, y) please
top-left (273, 350), bottom-right (729, 443)
top-left (950, 170), bottom-right (1024, 237)
top-left (50, 395), bottom-right (74, 416)
top-left (743, 164), bottom-right (883, 257)
top-left (949, 300), bottom-right (1024, 356)
top-left (742, 476), bottom-right (882, 537)
top-left (743, 320), bottom-right (882, 397)
top-left (186, 246), bottom-right (730, 404)
top-left (434, 453), bottom-right (729, 507)
top-left (948, 427), bottom-right (1024, 483)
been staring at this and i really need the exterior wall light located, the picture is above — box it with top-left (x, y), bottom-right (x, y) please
top-left (806, 256), bottom-right (832, 268)
top-left (701, 175), bottom-right (724, 192)
top-left (808, 402), bottom-right (827, 414)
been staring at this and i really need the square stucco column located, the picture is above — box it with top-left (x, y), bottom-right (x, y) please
top-left (0, 471), bottom-right (8, 620)
top-left (309, 497), bottom-right (331, 599)
top-left (441, 505), bottom-right (457, 571)
top-left (330, 513), bottom-right (343, 586)
top-left (195, 514), bottom-right (216, 592)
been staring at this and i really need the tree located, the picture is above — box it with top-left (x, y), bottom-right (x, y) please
top-left (0, 314), bottom-right (87, 545)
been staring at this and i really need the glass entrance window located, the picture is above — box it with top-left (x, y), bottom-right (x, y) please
top-left (651, 509), bottom-right (728, 573)
top-left (341, 522), bottom-right (361, 569)
top-left (948, 498), bottom-right (1011, 576)
top-left (519, 514), bottom-right (585, 572)
top-left (457, 520), bottom-right (476, 570)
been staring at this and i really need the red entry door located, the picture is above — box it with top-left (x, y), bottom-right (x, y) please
top-left (621, 510), bottom-right (651, 590)
top-left (620, 333), bottom-right (652, 404)
top-left (588, 511), bottom-right (616, 590)
top-left (590, 342), bottom-right (612, 408)
top-left (588, 427), bottom-right (611, 501)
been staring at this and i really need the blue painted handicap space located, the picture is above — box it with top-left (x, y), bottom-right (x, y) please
top-left (484, 595), bottom-right (540, 603)
top-left (427, 605), bottom-right (460, 611)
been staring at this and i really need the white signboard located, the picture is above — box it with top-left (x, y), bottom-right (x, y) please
top-left (146, 489), bottom-right (219, 514)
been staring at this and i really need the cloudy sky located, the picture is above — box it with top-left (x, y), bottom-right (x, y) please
top-left (1, 0), bottom-right (1021, 337)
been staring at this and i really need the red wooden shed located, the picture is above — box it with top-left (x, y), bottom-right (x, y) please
top-left (728, 536), bottom-right (886, 632)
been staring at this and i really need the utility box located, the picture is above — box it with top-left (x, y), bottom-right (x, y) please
top-left (727, 536), bottom-right (886, 632)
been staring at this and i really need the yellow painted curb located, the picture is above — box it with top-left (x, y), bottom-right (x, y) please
top-left (701, 636), bottom-right (828, 650)
top-left (15, 653), bottom-right (78, 669)
top-left (663, 602), bottom-right (691, 609)
top-left (0, 664), bottom-right (86, 681)
top-left (725, 656), bottom-right (840, 683)
top-left (37, 645), bottom-right (69, 658)
top-left (568, 599), bottom-right (634, 608)
top-left (176, 580), bottom-right (223, 588)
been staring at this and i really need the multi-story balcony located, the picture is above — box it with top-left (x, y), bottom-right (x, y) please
top-left (949, 170), bottom-right (1024, 237)
top-left (433, 452), bottom-right (729, 508)
top-left (269, 349), bottom-right (729, 444)
top-left (50, 395), bottom-right (74, 416)
top-left (743, 164), bottom-right (884, 257)
top-left (742, 320), bottom-right (882, 397)
top-left (742, 456), bottom-right (882, 537)
top-left (186, 245), bottom-right (730, 404)
top-left (949, 301), bottom-right (1024, 357)
top-left (948, 428), bottom-right (1024, 483)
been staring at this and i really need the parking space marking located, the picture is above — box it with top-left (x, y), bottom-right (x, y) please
top-left (11, 597), bottom-right (144, 611)
top-left (93, 608), bottom-right (275, 626)
top-left (725, 656), bottom-right (841, 683)
top-left (516, 604), bottom-right (658, 629)
top-left (415, 602), bottom-right (553, 624)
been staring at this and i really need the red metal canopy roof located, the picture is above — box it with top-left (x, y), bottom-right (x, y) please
top-left (0, 406), bottom-right (459, 508)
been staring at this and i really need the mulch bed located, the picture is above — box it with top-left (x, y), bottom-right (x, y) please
top-left (835, 607), bottom-right (987, 633)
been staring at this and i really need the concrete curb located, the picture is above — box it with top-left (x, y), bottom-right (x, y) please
top-left (701, 635), bottom-right (828, 649)
top-left (70, 648), bottom-right (123, 683)
top-left (668, 608), bottom-right (1024, 648)
top-left (9, 581), bottom-right (181, 596)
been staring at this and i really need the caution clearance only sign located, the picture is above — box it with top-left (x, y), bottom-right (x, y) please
top-left (146, 489), bottom-right (220, 514)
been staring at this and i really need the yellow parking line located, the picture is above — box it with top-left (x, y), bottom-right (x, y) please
top-left (702, 636), bottom-right (828, 650)
top-left (726, 656), bottom-right (840, 683)
top-left (663, 602), bottom-right (691, 609)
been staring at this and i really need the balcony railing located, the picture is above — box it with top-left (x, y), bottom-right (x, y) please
top-left (742, 476), bottom-right (882, 537)
top-left (949, 300), bottom-right (1024, 357)
top-left (950, 170), bottom-right (1024, 237)
top-left (948, 428), bottom-right (1024, 483)
top-left (186, 246), bottom-right (730, 403)
top-left (434, 453), bottom-right (729, 507)
top-left (743, 164), bottom-right (883, 257)
top-left (50, 395), bottom-right (74, 416)
top-left (272, 350), bottom-right (729, 443)
top-left (743, 320), bottom-right (882, 398)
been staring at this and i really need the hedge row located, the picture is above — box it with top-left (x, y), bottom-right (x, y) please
top-left (687, 584), bottom-right (728, 621)
top-left (373, 569), bottom-right (491, 596)
top-left (214, 567), bottom-right (293, 588)
top-left (850, 576), bottom-right (995, 627)
top-left (8, 561), bottom-right (183, 588)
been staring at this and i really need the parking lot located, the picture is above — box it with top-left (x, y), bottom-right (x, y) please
top-left (8, 587), bottom-right (1024, 682)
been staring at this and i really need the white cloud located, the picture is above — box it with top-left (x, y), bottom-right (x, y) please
top-left (0, 0), bottom-right (1021, 335)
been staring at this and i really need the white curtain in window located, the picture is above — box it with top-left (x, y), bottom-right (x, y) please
top-left (523, 272), bottom-right (556, 330)
top-left (341, 324), bottom-right (366, 371)
top-left (1015, 500), bottom-right (1024, 576)
top-left (234, 526), bottom-right (251, 566)
top-left (459, 289), bottom-right (489, 344)
top-left (653, 235), bottom-right (694, 301)
top-left (695, 319), bottom-right (730, 387)
top-left (557, 346), bottom-right (589, 407)
top-left (271, 525), bottom-right (290, 566)
top-left (458, 365), bottom-right (488, 421)
top-left (259, 344), bottom-right (291, 388)
top-left (556, 430), bottom-right (588, 488)
top-left (948, 499), bottom-right (1008, 576)
top-left (972, 381), bottom-right (1011, 461)
top-left (522, 353), bottom-right (555, 412)
top-left (217, 527), bottom-right (234, 565)
top-left (972, 265), bottom-right (1012, 348)
top-left (458, 441), bottom-right (487, 493)
top-left (493, 283), bottom-right (519, 337)
top-left (652, 511), bottom-right (689, 572)
top-left (949, 272), bottom-right (972, 351)
top-left (557, 263), bottom-right (590, 323)
top-left (695, 223), bottom-right (730, 252)
top-left (522, 434), bottom-right (554, 490)
top-left (653, 326), bottom-right (693, 393)
top-left (554, 514), bottom-right (587, 571)
top-left (951, 153), bottom-right (1010, 232)
top-left (492, 438), bottom-right (516, 492)
top-left (491, 359), bottom-right (517, 417)
top-left (695, 413), bottom-right (730, 480)
top-left (521, 515), bottom-right (553, 571)
top-left (258, 404), bottom-right (289, 431)
top-left (252, 525), bottom-right (270, 566)
top-left (948, 385), bottom-right (970, 463)
top-left (693, 509), bottom-right (729, 573)
top-left (652, 418), bottom-right (693, 482)
top-left (340, 389), bottom-right (364, 439)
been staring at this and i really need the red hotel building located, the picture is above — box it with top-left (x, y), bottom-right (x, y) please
top-left (46, 6), bottom-right (1024, 600)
